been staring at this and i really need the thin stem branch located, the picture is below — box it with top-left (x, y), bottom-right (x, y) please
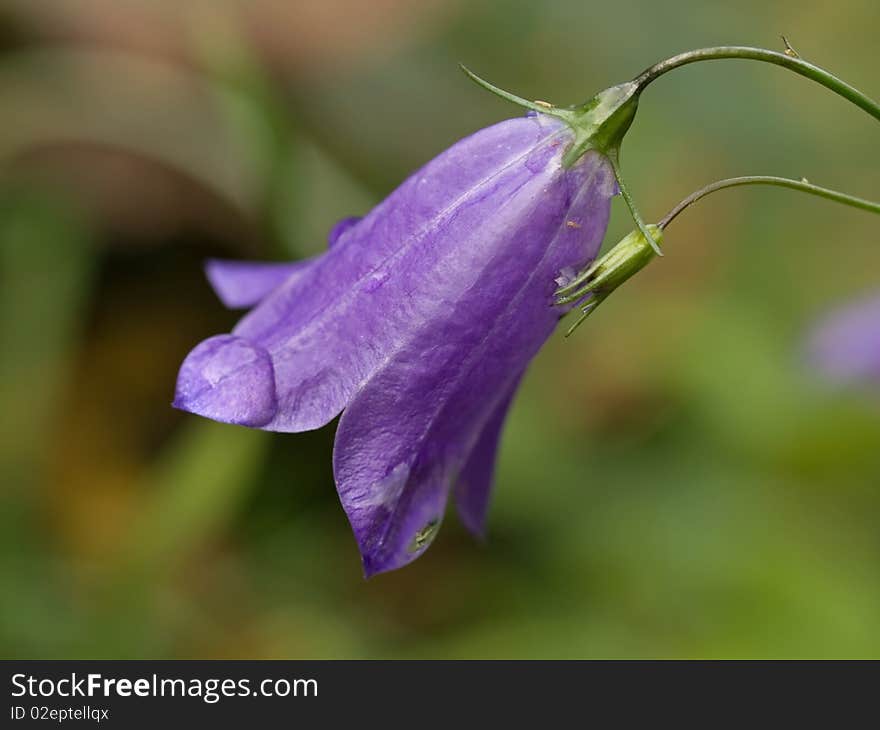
top-left (658, 176), bottom-right (880, 230)
top-left (632, 46), bottom-right (880, 123)
top-left (607, 149), bottom-right (663, 256)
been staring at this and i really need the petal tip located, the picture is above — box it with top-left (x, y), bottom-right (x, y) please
top-left (358, 519), bottom-right (441, 578)
top-left (204, 258), bottom-right (309, 310)
top-left (203, 259), bottom-right (245, 309)
top-left (174, 334), bottom-right (278, 428)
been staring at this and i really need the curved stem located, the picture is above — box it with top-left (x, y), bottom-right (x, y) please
top-left (658, 175), bottom-right (880, 230)
top-left (633, 46), bottom-right (880, 123)
top-left (607, 149), bottom-right (663, 256)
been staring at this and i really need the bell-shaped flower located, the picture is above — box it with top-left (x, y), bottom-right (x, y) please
top-left (173, 70), bottom-right (650, 575)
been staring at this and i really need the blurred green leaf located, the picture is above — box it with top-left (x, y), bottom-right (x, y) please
top-left (124, 420), bottom-right (269, 573)
top-left (0, 188), bottom-right (93, 473)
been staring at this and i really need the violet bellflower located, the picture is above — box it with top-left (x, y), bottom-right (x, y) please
top-left (173, 73), bottom-right (646, 575)
top-left (808, 293), bottom-right (880, 384)
top-left (173, 42), bottom-right (880, 575)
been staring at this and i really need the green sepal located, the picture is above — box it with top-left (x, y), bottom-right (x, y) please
top-left (459, 65), bottom-right (577, 124)
top-left (557, 224), bottom-right (663, 334)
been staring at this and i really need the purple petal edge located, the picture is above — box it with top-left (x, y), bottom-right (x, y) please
top-left (204, 216), bottom-right (363, 310)
top-left (455, 377), bottom-right (521, 538)
top-left (205, 259), bottom-right (312, 310)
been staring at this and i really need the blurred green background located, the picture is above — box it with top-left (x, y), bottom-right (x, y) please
top-left (1, 0), bottom-right (878, 659)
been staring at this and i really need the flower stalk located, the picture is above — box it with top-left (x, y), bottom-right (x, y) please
top-left (656, 176), bottom-right (880, 230)
top-left (631, 46), bottom-right (880, 123)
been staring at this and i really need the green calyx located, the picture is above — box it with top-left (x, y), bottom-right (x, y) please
top-left (562, 82), bottom-right (640, 166)
top-left (555, 225), bottom-right (663, 335)
top-left (460, 66), bottom-right (656, 252)
top-left (459, 66), bottom-right (639, 166)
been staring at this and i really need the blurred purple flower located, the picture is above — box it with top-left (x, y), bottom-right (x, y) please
top-left (174, 114), bottom-right (616, 575)
top-left (809, 293), bottom-right (880, 384)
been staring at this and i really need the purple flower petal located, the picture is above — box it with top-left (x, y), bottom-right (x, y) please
top-left (454, 375), bottom-right (521, 538)
top-left (204, 216), bottom-right (364, 310)
top-left (173, 334), bottom-right (276, 427)
top-left (809, 293), bottom-right (880, 383)
top-left (333, 151), bottom-right (615, 575)
top-left (205, 259), bottom-right (312, 310)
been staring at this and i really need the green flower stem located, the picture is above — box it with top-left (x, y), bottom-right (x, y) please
top-left (658, 175), bottom-right (880, 230)
top-left (632, 46), bottom-right (880, 123)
